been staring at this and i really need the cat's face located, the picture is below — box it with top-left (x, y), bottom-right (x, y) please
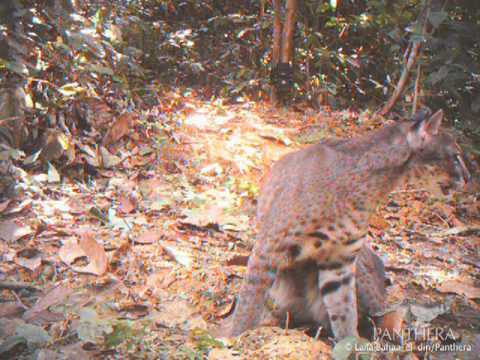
top-left (405, 110), bottom-right (471, 192)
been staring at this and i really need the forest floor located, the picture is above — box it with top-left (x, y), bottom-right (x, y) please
top-left (1, 97), bottom-right (479, 359)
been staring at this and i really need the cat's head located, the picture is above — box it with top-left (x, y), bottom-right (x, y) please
top-left (405, 109), bottom-right (472, 191)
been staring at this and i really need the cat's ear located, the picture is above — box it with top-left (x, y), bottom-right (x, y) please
top-left (407, 109), bottom-right (443, 148)
top-left (419, 109), bottom-right (443, 136)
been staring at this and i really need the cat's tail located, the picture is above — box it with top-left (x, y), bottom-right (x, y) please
top-left (221, 247), bottom-right (277, 337)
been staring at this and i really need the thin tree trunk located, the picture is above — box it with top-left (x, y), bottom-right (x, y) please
top-left (379, 40), bottom-right (422, 115)
top-left (0, 0), bottom-right (27, 149)
top-left (412, 63), bottom-right (422, 116)
top-left (271, 0), bottom-right (283, 105)
top-left (271, 0), bottom-right (298, 107)
top-left (380, 4), bottom-right (430, 116)
top-left (272, 0), bottom-right (282, 66)
top-left (258, 0), bottom-right (266, 52)
top-left (280, 0), bottom-right (298, 63)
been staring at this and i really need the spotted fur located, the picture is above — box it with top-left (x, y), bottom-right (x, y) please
top-left (224, 110), bottom-right (470, 339)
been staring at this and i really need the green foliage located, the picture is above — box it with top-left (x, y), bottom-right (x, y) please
top-left (0, 1), bottom-right (148, 132)
top-left (174, 328), bottom-right (224, 360)
top-left (189, 328), bottom-right (224, 353)
top-left (76, 308), bottom-right (114, 344)
top-left (1, 0), bottom-right (478, 140)
top-left (76, 307), bottom-right (148, 351)
top-left (112, 0), bottom-right (270, 99)
top-left (109, 0), bottom-right (479, 134)
top-left (425, 4), bottom-right (480, 135)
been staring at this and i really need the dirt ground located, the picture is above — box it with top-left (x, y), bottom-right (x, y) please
top-left (0, 101), bottom-right (479, 359)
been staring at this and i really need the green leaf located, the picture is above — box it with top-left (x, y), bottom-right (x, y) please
top-left (77, 308), bottom-right (114, 344)
top-left (190, 328), bottom-right (224, 352)
top-left (105, 321), bottom-right (137, 348)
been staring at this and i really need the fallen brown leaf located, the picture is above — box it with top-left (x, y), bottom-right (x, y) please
top-left (147, 269), bottom-right (177, 290)
top-left (0, 302), bottom-right (25, 318)
top-left (23, 284), bottom-right (73, 323)
top-left (16, 248), bottom-right (42, 272)
top-left (154, 298), bottom-right (195, 327)
top-left (135, 230), bottom-right (160, 244)
top-left (99, 146), bottom-right (122, 168)
top-left (102, 113), bottom-right (136, 146)
top-left (59, 233), bottom-right (108, 275)
top-left (119, 193), bottom-right (137, 214)
top-left (437, 278), bottom-right (480, 299)
top-left (162, 245), bottom-right (192, 268)
top-left (370, 214), bottom-right (390, 230)
top-left (216, 299), bottom-right (235, 319)
top-left (3, 199), bottom-right (32, 215)
top-left (225, 254), bottom-right (249, 266)
top-left (0, 220), bottom-right (33, 242)
top-left (0, 199), bottom-right (11, 213)
top-left (119, 303), bottom-right (150, 319)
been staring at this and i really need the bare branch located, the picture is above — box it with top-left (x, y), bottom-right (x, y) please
top-left (380, 4), bottom-right (431, 116)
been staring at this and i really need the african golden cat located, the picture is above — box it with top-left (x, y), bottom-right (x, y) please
top-left (224, 109), bottom-right (471, 340)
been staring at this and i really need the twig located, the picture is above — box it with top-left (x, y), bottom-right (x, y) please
top-left (403, 43), bottom-right (412, 65)
top-left (26, 77), bottom-right (59, 89)
top-left (10, 290), bottom-right (29, 310)
top-left (380, 4), bottom-right (431, 116)
top-left (412, 63), bottom-right (422, 116)
top-left (432, 226), bottom-right (480, 237)
top-left (0, 281), bottom-right (41, 292)
top-left (391, 188), bottom-right (429, 194)
top-left (380, 41), bottom-right (423, 116)
top-left (433, 211), bottom-right (450, 228)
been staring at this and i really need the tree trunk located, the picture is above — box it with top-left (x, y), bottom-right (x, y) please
top-left (271, 0), bottom-right (283, 105)
top-left (272, 0), bottom-right (282, 66)
top-left (257, 0), bottom-right (266, 58)
top-left (0, 0), bottom-right (27, 149)
top-left (280, 0), bottom-right (297, 64)
top-left (0, 0), bottom-right (28, 198)
top-left (270, 0), bottom-right (298, 107)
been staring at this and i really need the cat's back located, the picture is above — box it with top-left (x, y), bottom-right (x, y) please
top-left (257, 139), bottom-right (354, 226)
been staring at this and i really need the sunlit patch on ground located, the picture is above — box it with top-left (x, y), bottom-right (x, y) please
top-left (1, 98), bottom-right (479, 358)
